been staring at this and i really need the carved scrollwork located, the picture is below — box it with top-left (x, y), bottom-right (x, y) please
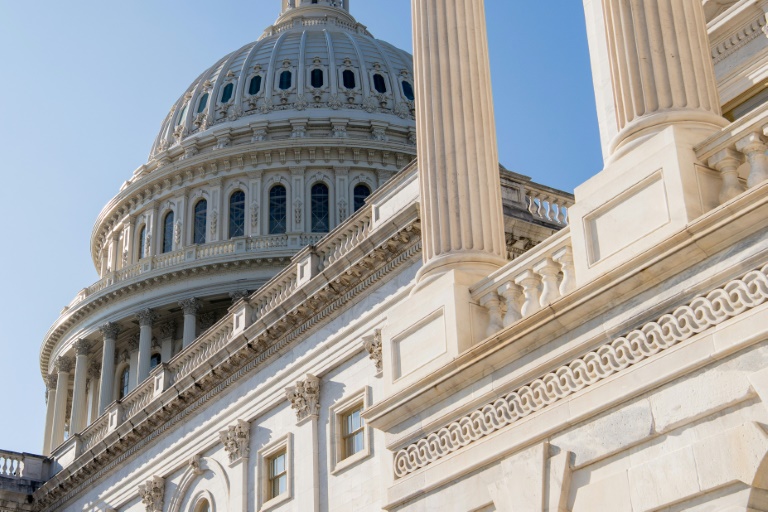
top-left (138, 476), bottom-right (165, 512)
top-left (219, 419), bottom-right (250, 464)
top-left (286, 374), bottom-right (320, 422)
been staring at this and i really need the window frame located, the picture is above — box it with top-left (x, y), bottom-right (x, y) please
top-left (228, 190), bottom-right (246, 239)
top-left (116, 364), bottom-right (131, 401)
top-left (193, 198), bottom-right (208, 245)
top-left (310, 182), bottom-right (330, 233)
top-left (197, 93), bottom-right (209, 114)
top-left (329, 387), bottom-right (372, 474)
top-left (162, 210), bottom-right (175, 254)
top-left (353, 183), bottom-right (371, 212)
top-left (220, 82), bottom-right (234, 104)
top-left (269, 184), bottom-right (288, 235)
top-left (258, 433), bottom-right (293, 511)
top-left (249, 75), bottom-right (263, 96)
top-left (137, 225), bottom-right (147, 261)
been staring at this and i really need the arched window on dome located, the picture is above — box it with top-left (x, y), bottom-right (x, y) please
top-left (249, 75), bottom-right (262, 95)
top-left (197, 93), bottom-right (209, 114)
top-left (279, 71), bottom-right (292, 90)
top-left (311, 183), bottom-right (330, 233)
top-left (118, 367), bottom-right (130, 400)
top-left (373, 74), bottom-right (387, 94)
top-left (229, 191), bottom-right (246, 239)
top-left (138, 225), bottom-right (147, 260)
top-left (162, 211), bottom-right (175, 254)
top-left (311, 69), bottom-right (324, 88)
top-left (195, 499), bottom-right (211, 512)
top-left (221, 83), bottom-right (234, 104)
top-left (353, 184), bottom-right (371, 212)
top-left (343, 70), bottom-right (356, 90)
top-left (150, 353), bottom-right (161, 370)
top-left (402, 81), bottom-right (415, 101)
top-left (176, 103), bottom-right (189, 126)
top-left (194, 199), bottom-right (207, 245)
top-left (269, 185), bottom-right (287, 235)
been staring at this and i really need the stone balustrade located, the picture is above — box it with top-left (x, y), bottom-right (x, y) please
top-left (0, 450), bottom-right (23, 478)
top-left (524, 190), bottom-right (573, 226)
top-left (696, 102), bottom-right (768, 203)
top-left (471, 229), bottom-right (575, 338)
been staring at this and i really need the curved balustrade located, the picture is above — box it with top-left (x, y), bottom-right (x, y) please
top-left (524, 191), bottom-right (573, 226)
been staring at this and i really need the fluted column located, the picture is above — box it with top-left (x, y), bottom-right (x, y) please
top-left (585, 0), bottom-right (727, 158)
top-left (136, 309), bottom-right (158, 382)
top-left (42, 374), bottom-right (58, 455)
top-left (50, 356), bottom-right (73, 451)
top-left (179, 298), bottom-right (202, 348)
top-left (98, 323), bottom-right (119, 413)
top-left (412, 0), bottom-right (507, 281)
top-left (87, 362), bottom-right (101, 425)
top-left (69, 339), bottom-right (91, 435)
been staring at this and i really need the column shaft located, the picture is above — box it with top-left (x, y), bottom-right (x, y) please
top-left (50, 357), bottom-right (72, 451)
top-left (69, 341), bottom-right (90, 435)
top-left (136, 309), bottom-right (157, 383)
top-left (98, 324), bottom-right (119, 413)
top-left (586, 0), bottom-right (726, 157)
top-left (179, 298), bottom-right (201, 348)
top-left (42, 375), bottom-right (57, 455)
top-left (412, 0), bottom-right (506, 280)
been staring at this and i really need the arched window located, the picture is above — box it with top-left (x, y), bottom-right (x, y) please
top-left (118, 367), bottom-right (130, 400)
top-left (197, 93), bottom-right (209, 114)
top-left (311, 69), bottom-right (324, 88)
top-left (162, 211), bottom-right (175, 253)
top-left (279, 71), bottom-right (292, 90)
top-left (373, 74), bottom-right (387, 93)
top-left (138, 225), bottom-right (147, 260)
top-left (249, 75), bottom-right (262, 95)
top-left (221, 83), bottom-right (234, 103)
top-left (269, 185), bottom-right (287, 235)
top-left (343, 70), bottom-right (356, 89)
top-left (176, 103), bottom-right (189, 126)
top-left (150, 353), bottom-right (161, 370)
top-left (402, 81), bottom-right (415, 101)
top-left (194, 199), bottom-right (207, 245)
top-left (353, 184), bottom-right (371, 212)
top-left (311, 183), bottom-right (330, 233)
top-left (195, 499), bottom-right (211, 512)
top-left (229, 191), bottom-right (246, 238)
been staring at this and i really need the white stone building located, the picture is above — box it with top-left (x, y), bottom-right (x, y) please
top-left (1, 0), bottom-right (768, 510)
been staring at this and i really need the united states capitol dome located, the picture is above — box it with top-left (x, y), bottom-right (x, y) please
top-left (149, 0), bottom-right (416, 160)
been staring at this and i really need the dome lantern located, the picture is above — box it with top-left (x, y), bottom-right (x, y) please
top-left (280, 0), bottom-right (350, 16)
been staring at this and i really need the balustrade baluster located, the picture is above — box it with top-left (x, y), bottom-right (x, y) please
top-left (533, 258), bottom-right (561, 307)
top-left (553, 246), bottom-right (576, 296)
top-left (498, 282), bottom-right (523, 327)
top-left (736, 132), bottom-right (768, 188)
top-left (514, 270), bottom-right (542, 317)
top-left (709, 148), bottom-right (746, 204)
top-left (479, 292), bottom-right (504, 337)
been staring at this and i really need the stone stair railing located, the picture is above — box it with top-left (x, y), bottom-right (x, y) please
top-left (471, 228), bottom-right (575, 338)
top-left (696, 101), bottom-right (768, 204)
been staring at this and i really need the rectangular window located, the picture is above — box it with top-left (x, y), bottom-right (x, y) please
top-left (342, 406), bottom-right (364, 458)
top-left (269, 451), bottom-right (287, 499)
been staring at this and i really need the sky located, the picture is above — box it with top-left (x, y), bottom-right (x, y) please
top-left (0, 1), bottom-right (601, 453)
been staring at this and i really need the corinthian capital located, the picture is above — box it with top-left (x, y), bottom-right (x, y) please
top-left (286, 374), bottom-right (320, 423)
top-left (179, 298), bottom-right (202, 316)
top-left (136, 308), bottom-right (158, 327)
top-left (55, 356), bottom-right (74, 373)
top-left (99, 322), bottom-right (120, 340)
top-left (74, 339), bottom-right (92, 356)
top-left (46, 373), bottom-right (58, 390)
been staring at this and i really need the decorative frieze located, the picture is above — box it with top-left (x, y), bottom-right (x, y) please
top-left (138, 476), bottom-right (165, 512)
top-left (363, 329), bottom-right (383, 374)
top-left (286, 374), bottom-right (320, 422)
top-left (392, 263), bottom-right (768, 478)
top-left (219, 419), bottom-right (250, 464)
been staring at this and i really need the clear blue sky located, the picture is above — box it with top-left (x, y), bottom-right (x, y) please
top-left (0, 1), bottom-right (601, 453)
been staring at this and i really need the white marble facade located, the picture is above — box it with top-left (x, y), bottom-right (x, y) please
top-left (1, 0), bottom-right (768, 511)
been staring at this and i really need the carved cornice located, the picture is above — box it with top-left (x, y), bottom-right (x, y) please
top-left (391, 263), bottom-right (768, 478)
top-left (286, 374), bottom-right (320, 422)
top-left (219, 420), bottom-right (250, 464)
top-left (33, 213), bottom-right (421, 511)
top-left (711, 13), bottom-right (768, 64)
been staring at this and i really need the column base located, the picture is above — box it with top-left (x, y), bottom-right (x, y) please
top-left (414, 251), bottom-right (506, 291)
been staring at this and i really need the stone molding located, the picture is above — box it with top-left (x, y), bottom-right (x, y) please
top-left (178, 298), bottom-right (202, 316)
top-left (219, 419), bottom-right (250, 464)
top-left (137, 476), bottom-right (164, 512)
top-left (711, 13), bottom-right (768, 64)
top-left (286, 374), bottom-right (320, 422)
top-left (392, 263), bottom-right (768, 478)
top-left (362, 329), bottom-right (383, 374)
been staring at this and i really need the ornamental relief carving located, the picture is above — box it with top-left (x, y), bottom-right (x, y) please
top-left (286, 374), bottom-right (320, 422)
top-left (219, 419), bottom-right (250, 464)
top-left (363, 329), bottom-right (383, 374)
top-left (138, 476), bottom-right (165, 512)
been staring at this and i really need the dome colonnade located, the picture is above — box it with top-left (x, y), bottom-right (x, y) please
top-left (40, 0), bottom-right (417, 456)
